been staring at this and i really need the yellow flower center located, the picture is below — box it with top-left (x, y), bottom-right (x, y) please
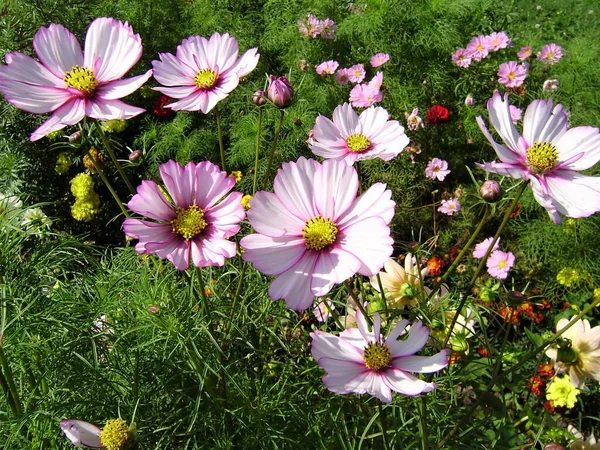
top-left (547, 52), bottom-right (554, 60)
top-left (171, 205), bottom-right (207, 240)
top-left (194, 68), bottom-right (219, 89)
top-left (508, 72), bottom-right (515, 80)
top-left (346, 134), bottom-right (371, 153)
top-left (497, 260), bottom-right (506, 269)
top-left (477, 44), bottom-right (484, 52)
top-left (64, 66), bottom-right (98, 95)
top-left (363, 341), bottom-right (392, 370)
top-left (100, 419), bottom-right (130, 450)
top-left (526, 141), bottom-right (559, 175)
top-left (302, 216), bottom-right (338, 250)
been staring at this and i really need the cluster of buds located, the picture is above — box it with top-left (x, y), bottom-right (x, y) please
top-left (70, 173), bottom-right (101, 222)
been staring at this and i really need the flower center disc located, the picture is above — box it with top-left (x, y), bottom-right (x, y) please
top-left (363, 341), bottom-right (392, 370)
top-left (100, 419), bottom-right (129, 450)
top-left (194, 69), bottom-right (219, 89)
top-left (302, 216), bottom-right (338, 250)
top-left (64, 66), bottom-right (98, 95)
top-left (527, 141), bottom-right (559, 175)
top-left (171, 205), bottom-right (207, 240)
top-left (346, 134), bottom-right (371, 153)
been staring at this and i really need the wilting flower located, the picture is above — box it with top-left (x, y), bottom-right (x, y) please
top-left (545, 318), bottom-right (600, 388)
top-left (452, 48), bottom-right (472, 68)
top-left (267, 75), bottom-right (294, 108)
top-left (0, 18), bottom-right (152, 141)
top-left (466, 35), bottom-right (491, 61)
top-left (486, 250), bottom-right (515, 279)
top-left (310, 311), bottom-right (448, 402)
top-left (509, 104), bottom-right (523, 123)
top-left (497, 61), bottom-right (529, 88)
top-left (425, 158), bottom-right (451, 181)
top-left (316, 60), bottom-right (339, 76)
top-left (517, 46), bottom-right (533, 60)
top-left (484, 32), bottom-right (512, 51)
top-left (319, 18), bottom-right (337, 39)
top-left (348, 64), bottom-right (366, 84)
top-left (152, 32), bottom-right (259, 114)
top-left (538, 43), bottom-right (564, 64)
top-left (546, 375), bottom-right (580, 408)
top-left (370, 53), bottom-right (390, 68)
top-left (473, 237), bottom-right (500, 259)
top-left (369, 254), bottom-right (429, 309)
top-left (425, 105), bottom-right (449, 124)
top-left (309, 103), bottom-right (408, 165)
top-left (241, 157), bottom-right (395, 311)
top-left (313, 298), bottom-right (335, 322)
top-left (405, 107), bottom-right (424, 131)
top-left (543, 79), bottom-right (559, 92)
top-left (335, 68), bottom-right (350, 85)
top-left (477, 92), bottom-right (600, 223)
top-left (123, 160), bottom-right (245, 270)
top-left (438, 198), bottom-right (461, 216)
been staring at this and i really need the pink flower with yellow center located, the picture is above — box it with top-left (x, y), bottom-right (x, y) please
top-left (425, 158), bottom-right (450, 181)
top-left (370, 53), bottom-right (390, 68)
top-left (538, 43), bottom-right (564, 65)
top-left (497, 61), bottom-right (529, 88)
top-left (316, 60), bottom-right (339, 76)
top-left (438, 198), bottom-right (461, 216)
top-left (484, 31), bottom-right (512, 51)
top-left (486, 250), bottom-right (515, 279)
top-left (466, 35), bottom-right (490, 61)
top-left (348, 64), bottom-right (366, 83)
top-left (452, 48), bottom-right (472, 68)
top-left (517, 46), bottom-right (533, 60)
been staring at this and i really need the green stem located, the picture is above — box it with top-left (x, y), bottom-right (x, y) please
top-left (491, 307), bottom-right (513, 380)
top-left (419, 396), bottom-right (429, 450)
top-left (195, 267), bottom-right (210, 317)
top-left (87, 151), bottom-right (130, 218)
top-left (0, 345), bottom-right (22, 418)
top-left (344, 280), bottom-right (372, 327)
top-left (216, 107), bottom-right (226, 172)
top-left (263, 109), bottom-right (285, 189)
top-left (252, 108), bottom-right (263, 195)
top-left (378, 403), bottom-right (390, 450)
top-left (95, 122), bottom-right (135, 194)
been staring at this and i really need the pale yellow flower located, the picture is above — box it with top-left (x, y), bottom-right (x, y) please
top-left (369, 254), bottom-right (428, 309)
top-left (546, 375), bottom-right (580, 408)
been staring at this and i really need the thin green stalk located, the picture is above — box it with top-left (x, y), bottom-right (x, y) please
top-left (87, 151), bottom-right (130, 218)
top-left (0, 345), bottom-right (22, 418)
top-left (344, 280), bottom-right (373, 327)
top-left (252, 108), bottom-right (263, 195)
top-left (378, 403), bottom-right (390, 450)
top-left (491, 307), bottom-right (513, 380)
top-left (95, 122), bottom-right (135, 194)
top-left (263, 109), bottom-right (285, 189)
top-left (419, 396), bottom-right (429, 450)
top-left (216, 107), bottom-right (226, 172)
top-left (195, 267), bottom-right (210, 317)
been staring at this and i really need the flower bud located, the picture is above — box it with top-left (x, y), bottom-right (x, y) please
top-left (542, 79), bottom-right (559, 92)
top-left (129, 150), bottom-right (143, 162)
top-left (407, 241), bottom-right (420, 252)
top-left (479, 180), bottom-right (503, 202)
top-left (252, 90), bottom-right (266, 106)
top-left (267, 75), bottom-right (294, 108)
top-left (69, 130), bottom-right (82, 144)
top-left (367, 298), bottom-right (386, 314)
top-left (464, 95), bottom-right (475, 107)
top-left (506, 290), bottom-right (526, 306)
top-left (450, 336), bottom-right (469, 353)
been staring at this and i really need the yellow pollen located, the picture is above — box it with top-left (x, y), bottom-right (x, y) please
top-left (100, 419), bottom-right (129, 450)
top-left (363, 341), bottom-right (392, 370)
top-left (346, 134), bottom-right (371, 153)
top-left (64, 66), bottom-right (97, 95)
top-left (302, 216), bottom-right (338, 250)
top-left (527, 141), bottom-right (559, 175)
top-left (547, 52), bottom-right (554, 59)
top-left (477, 44), bottom-right (484, 52)
top-left (508, 72), bottom-right (515, 80)
top-left (171, 205), bottom-right (207, 240)
top-left (498, 260), bottom-right (506, 269)
top-left (194, 68), bottom-right (218, 89)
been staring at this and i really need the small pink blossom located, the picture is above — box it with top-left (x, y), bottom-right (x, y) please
top-left (370, 53), bottom-right (390, 68)
top-left (472, 237), bottom-right (501, 259)
top-left (452, 48), bottom-right (472, 68)
top-left (497, 61), bottom-right (528, 88)
top-left (466, 35), bottom-right (490, 62)
top-left (517, 46), bottom-right (533, 60)
top-left (316, 60), bottom-right (339, 76)
top-left (313, 298), bottom-right (335, 322)
top-left (348, 64), bottom-right (366, 83)
top-left (538, 43), bottom-right (564, 64)
top-left (405, 108), bottom-right (424, 131)
top-left (543, 79), bottom-right (559, 92)
top-left (438, 198), bottom-right (461, 216)
top-left (336, 68), bottom-right (350, 85)
top-left (349, 74), bottom-right (383, 108)
top-left (318, 18), bottom-right (337, 39)
top-left (425, 158), bottom-right (450, 181)
top-left (484, 32), bottom-right (512, 51)
top-left (464, 95), bottom-right (475, 107)
top-left (298, 14), bottom-right (322, 38)
top-left (509, 105), bottom-right (522, 123)
top-left (486, 250), bottom-right (515, 279)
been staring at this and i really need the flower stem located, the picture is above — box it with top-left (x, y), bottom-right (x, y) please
top-left (419, 395), bottom-right (429, 450)
top-left (0, 344), bottom-right (22, 418)
top-left (195, 267), bottom-right (210, 317)
top-left (263, 109), bottom-right (285, 189)
top-left (216, 107), bottom-right (227, 172)
top-left (378, 403), bottom-right (390, 450)
top-left (252, 108), bottom-right (263, 195)
top-left (87, 150), bottom-right (130, 218)
top-left (344, 280), bottom-right (372, 327)
top-left (95, 122), bottom-right (135, 194)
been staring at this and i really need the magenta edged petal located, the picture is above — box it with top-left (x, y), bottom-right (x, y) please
top-left (33, 23), bottom-right (83, 78)
top-left (30, 97), bottom-right (86, 141)
top-left (159, 160), bottom-right (195, 209)
top-left (165, 90), bottom-right (206, 112)
top-left (486, 92), bottom-right (527, 157)
top-left (153, 85), bottom-right (198, 99)
top-left (346, 370), bottom-right (393, 403)
top-left (96, 70), bottom-right (152, 100)
top-left (152, 52), bottom-right (196, 86)
top-left (310, 330), bottom-right (364, 363)
top-left (85, 98), bottom-right (146, 120)
top-left (127, 180), bottom-right (176, 221)
top-left (190, 229), bottom-right (236, 267)
top-left (318, 357), bottom-right (370, 395)
top-left (273, 157), bottom-right (320, 220)
top-left (60, 419), bottom-right (102, 448)
top-left (122, 219), bottom-right (174, 252)
top-left (475, 116), bottom-right (522, 164)
top-left (476, 161), bottom-right (528, 179)
top-left (193, 161), bottom-right (233, 209)
top-left (523, 99), bottom-right (568, 146)
top-left (332, 103), bottom-right (359, 137)
top-left (206, 32), bottom-right (239, 73)
top-left (0, 79), bottom-right (71, 114)
top-left (387, 321), bottom-right (429, 357)
top-left (310, 247), bottom-right (362, 297)
top-left (245, 191), bottom-right (304, 237)
top-left (545, 171), bottom-right (600, 219)
top-left (392, 350), bottom-right (448, 373)
top-left (314, 159), bottom-right (359, 221)
top-left (337, 182), bottom-right (395, 228)
top-left (241, 234), bottom-right (306, 275)
top-left (555, 126), bottom-right (600, 171)
top-left (146, 237), bottom-right (189, 270)
top-left (339, 327), bottom-right (369, 350)
top-left (382, 368), bottom-right (437, 396)
top-left (313, 115), bottom-right (343, 143)
top-left (268, 251), bottom-right (318, 311)
top-left (310, 141), bottom-right (349, 161)
top-left (201, 86), bottom-right (232, 114)
top-left (0, 52), bottom-right (64, 87)
top-left (230, 47), bottom-right (259, 78)
top-left (204, 192), bottom-right (245, 238)
top-left (176, 35), bottom-right (210, 71)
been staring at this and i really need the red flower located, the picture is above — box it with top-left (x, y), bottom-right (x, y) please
top-left (426, 256), bottom-right (445, 276)
top-left (542, 400), bottom-right (555, 414)
top-left (527, 375), bottom-right (545, 396)
top-left (537, 363), bottom-right (555, 378)
top-left (425, 105), bottom-right (450, 124)
top-left (476, 346), bottom-right (489, 357)
top-left (153, 95), bottom-right (175, 121)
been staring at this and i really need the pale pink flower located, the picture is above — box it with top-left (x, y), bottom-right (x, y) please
top-left (438, 198), bottom-right (461, 216)
top-left (466, 35), bottom-right (490, 61)
top-left (348, 64), bottom-right (366, 83)
top-left (123, 160), bottom-right (245, 270)
top-left (452, 48), bottom-right (472, 68)
top-left (543, 79), bottom-right (559, 92)
top-left (0, 18), bottom-right (152, 141)
top-left (310, 103), bottom-right (408, 165)
top-left (152, 32), bottom-right (259, 114)
top-left (509, 104), bottom-right (523, 123)
top-left (538, 43), bottom-right (564, 64)
top-left (298, 14), bottom-right (321, 38)
top-left (405, 107), bottom-right (424, 131)
top-left (484, 32), bottom-right (512, 51)
top-left (316, 60), bottom-right (339, 76)
top-left (318, 18), bottom-right (337, 39)
top-left (313, 298), bottom-right (335, 322)
top-left (425, 158), bottom-right (450, 181)
top-left (349, 73), bottom-right (383, 108)
top-left (477, 92), bottom-right (600, 223)
top-left (60, 419), bottom-right (102, 448)
top-left (335, 68), bottom-right (350, 85)
top-left (310, 310), bottom-right (448, 403)
top-left (297, 19), bottom-right (309, 37)
top-left (472, 237), bottom-right (500, 259)
top-left (517, 46), bottom-right (533, 60)
top-left (497, 61), bottom-right (528, 88)
top-left (485, 250), bottom-right (515, 279)
top-left (370, 53), bottom-right (390, 68)
top-left (240, 158), bottom-right (395, 311)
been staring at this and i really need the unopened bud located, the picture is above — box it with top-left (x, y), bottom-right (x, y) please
top-left (252, 90), bottom-right (266, 106)
top-left (407, 241), bottom-right (420, 252)
top-left (464, 95), bottom-right (475, 107)
top-left (69, 130), bottom-right (82, 144)
top-left (450, 336), bottom-right (469, 353)
top-left (479, 180), bottom-right (503, 202)
top-left (542, 79), bottom-right (559, 92)
top-left (506, 290), bottom-right (526, 306)
top-left (129, 150), bottom-right (143, 162)
top-left (267, 75), bottom-right (294, 108)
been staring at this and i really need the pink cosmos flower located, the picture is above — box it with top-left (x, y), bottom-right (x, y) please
top-left (425, 158), bottom-right (451, 181)
top-left (240, 157), bottom-right (395, 311)
top-left (497, 61), bottom-right (528, 88)
top-left (484, 32), bottom-right (512, 51)
top-left (466, 35), bottom-right (490, 62)
top-left (370, 53), bottom-right (390, 68)
top-left (517, 46), bottom-right (533, 60)
top-left (438, 198), bottom-right (461, 216)
top-left (310, 310), bottom-right (448, 403)
top-left (336, 68), bottom-right (350, 85)
top-left (405, 107), bottom-right (424, 131)
top-left (472, 237), bottom-right (500, 258)
top-left (348, 64), bottom-right (366, 83)
top-left (538, 43), bottom-right (564, 64)
top-left (477, 92), bottom-right (600, 223)
top-left (509, 105), bottom-right (523, 123)
top-left (298, 14), bottom-right (321, 38)
top-left (123, 160), bottom-right (245, 270)
top-left (309, 103), bottom-right (409, 165)
top-left (349, 72), bottom-right (383, 108)
top-left (316, 60), bottom-right (339, 76)
top-left (0, 18), bottom-right (152, 141)
top-left (313, 298), bottom-right (335, 322)
top-left (152, 32), bottom-right (259, 114)
top-left (318, 18), bottom-right (337, 39)
top-left (452, 48), bottom-right (472, 68)
top-left (486, 250), bottom-right (515, 279)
